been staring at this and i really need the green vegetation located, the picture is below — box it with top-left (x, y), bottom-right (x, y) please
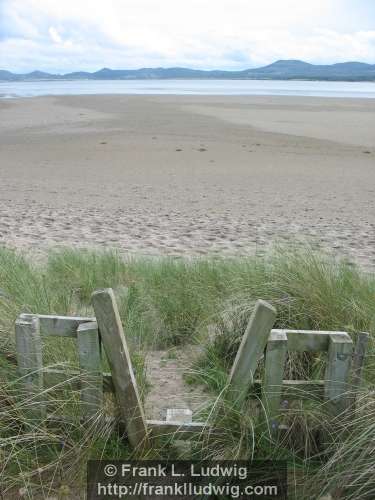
top-left (0, 245), bottom-right (374, 498)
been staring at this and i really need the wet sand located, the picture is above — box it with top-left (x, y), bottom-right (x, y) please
top-left (0, 94), bottom-right (374, 269)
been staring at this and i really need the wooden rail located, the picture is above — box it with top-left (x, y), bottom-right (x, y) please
top-left (14, 293), bottom-right (367, 449)
top-left (20, 313), bottom-right (95, 337)
top-left (264, 329), bottom-right (354, 432)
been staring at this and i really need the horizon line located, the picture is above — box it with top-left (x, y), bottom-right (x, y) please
top-left (3, 59), bottom-right (375, 75)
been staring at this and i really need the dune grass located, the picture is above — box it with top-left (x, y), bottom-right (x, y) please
top-left (0, 245), bottom-right (374, 498)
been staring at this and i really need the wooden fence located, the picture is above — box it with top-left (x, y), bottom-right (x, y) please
top-left (15, 290), bottom-right (369, 450)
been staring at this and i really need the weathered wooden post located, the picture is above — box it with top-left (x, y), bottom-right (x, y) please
top-left (351, 332), bottom-right (369, 391)
top-left (229, 300), bottom-right (277, 396)
top-left (262, 330), bottom-right (288, 434)
top-left (349, 331), bottom-right (369, 411)
top-left (15, 315), bottom-right (46, 419)
top-left (77, 321), bottom-right (103, 417)
top-left (324, 333), bottom-right (353, 416)
top-left (92, 288), bottom-right (150, 451)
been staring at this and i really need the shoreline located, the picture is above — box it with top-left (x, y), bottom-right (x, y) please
top-left (2, 79), bottom-right (375, 100)
top-left (2, 93), bottom-right (375, 101)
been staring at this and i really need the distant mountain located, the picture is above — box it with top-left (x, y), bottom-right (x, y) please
top-left (0, 70), bottom-right (18, 81)
top-left (26, 70), bottom-right (55, 79)
top-left (241, 60), bottom-right (375, 80)
top-left (1, 60), bottom-right (375, 82)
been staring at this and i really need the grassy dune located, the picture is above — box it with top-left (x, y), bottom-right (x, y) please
top-left (0, 246), bottom-right (374, 498)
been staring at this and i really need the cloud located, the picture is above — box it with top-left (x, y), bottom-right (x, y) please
top-left (48, 27), bottom-right (62, 44)
top-left (1, 0), bottom-right (374, 72)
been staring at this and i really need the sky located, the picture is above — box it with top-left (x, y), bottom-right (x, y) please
top-left (0, 0), bottom-right (374, 73)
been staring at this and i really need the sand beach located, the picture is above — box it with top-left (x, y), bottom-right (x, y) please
top-left (1, 94), bottom-right (374, 269)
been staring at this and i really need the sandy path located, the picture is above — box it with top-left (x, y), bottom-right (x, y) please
top-left (145, 346), bottom-right (207, 420)
top-left (0, 94), bottom-right (374, 269)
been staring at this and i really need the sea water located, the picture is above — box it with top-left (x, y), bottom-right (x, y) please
top-left (1, 79), bottom-right (375, 99)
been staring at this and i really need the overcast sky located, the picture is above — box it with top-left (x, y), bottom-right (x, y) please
top-left (1, 0), bottom-right (374, 73)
